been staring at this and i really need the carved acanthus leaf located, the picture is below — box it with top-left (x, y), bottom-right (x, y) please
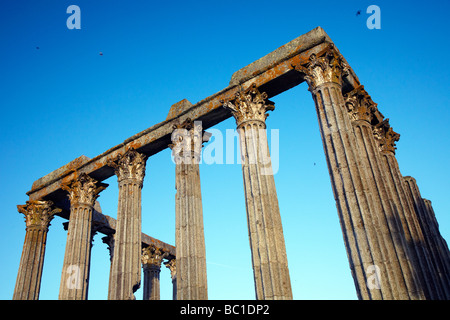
top-left (169, 118), bottom-right (207, 162)
top-left (17, 200), bottom-right (61, 230)
top-left (164, 258), bottom-right (177, 278)
top-left (292, 45), bottom-right (349, 89)
top-left (373, 119), bottom-right (400, 154)
top-left (61, 173), bottom-right (107, 206)
top-left (344, 85), bottom-right (378, 123)
top-left (107, 148), bottom-right (147, 184)
top-left (221, 84), bottom-right (274, 127)
top-left (142, 246), bottom-right (168, 267)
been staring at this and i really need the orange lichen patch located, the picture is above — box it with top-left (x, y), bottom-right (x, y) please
top-left (128, 140), bottom-right (143, 151)
top-left (60, 171), bottom-right (77, 187)
top-left (166, 99), bottom-right (193, 120)
top-left (93, 161), bottom-right (104, 171)
top-left (30, 155), bottom-right (91, 192)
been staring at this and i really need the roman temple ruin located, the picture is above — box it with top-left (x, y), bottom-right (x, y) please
top-left (13, 27), bottom-right (450, 300)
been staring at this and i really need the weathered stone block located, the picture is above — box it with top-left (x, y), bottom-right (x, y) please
top-left (166, 99), bottom-right (193, 120)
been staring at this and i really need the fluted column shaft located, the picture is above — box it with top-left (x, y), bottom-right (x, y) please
top-left (372, 122), bottom-right (441, 299)
top-left (14, 200), bottom-right (61, 300)
top-left (142, 246), bottom-right (166, 300)
top-left (311, 82), bottom-right (382, 300)
top-left (404, 177), bottom-right (450, 299)
top-left (294, 51), bottom-right (381, 299)
top-left (344, 88), bottom-right (423, 300)
top-left (292, 46), bottom-right (420, 299)
top-left (171, 119), bottom-right (208, 300)
top-left (59, 173), bottom-right (107, 300)
top-left (165, 258), bottom-right (177, 300)
top-left (107, 149), bottom-right (147, 300)
top-left (422, 199), bottom-right (450, 280)
top-left (353, 122), bottom-right (409, 299)
top-left (143, 265), bottom-right (161, 300)
top-left (223, 84), bottom-right (292, 300)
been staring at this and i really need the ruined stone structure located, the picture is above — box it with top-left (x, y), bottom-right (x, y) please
top-left (14, 27), bottom-right (450, 300)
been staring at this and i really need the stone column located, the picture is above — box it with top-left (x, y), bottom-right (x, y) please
top-left (291, 45), bottom-right (418, 299)
top-left (58, 173), bottom-right (107, 300)
top-left (423, 198), bottom-right (450, 288)
top-left (165, 258), bottom-right (177, 300)
top-left (13, 200), bottom-right (61, 300)
top-left (373, 120), bottom-right (442, 299)
top-left (170, 119), bottom-right (208, 300)
top-left (102, 234), bottom-right (115, 263)
top-left (142, 246), bottom-right (166, 300)
top-left (404, 177), bottom-right (450, 299)
top-left (343, 86), bottom-right (423, 300)
top-left (222, 84), bottom-right (292, 300)
top-left (107, 148), bottom-right (148, 300)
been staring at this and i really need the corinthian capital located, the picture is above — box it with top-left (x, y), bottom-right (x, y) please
top-left (221, 83), bottom-right (274, 128)
top-left (61, 173), bottom-right (108, 206)
top-left (291, 45), bottom-right (349, 89)
top-left (169, 118), bottom-right (209, 163)
top-left (107, 148), bottom-right (147, 185)
top-left (373, 119), bottom-right (400, 154)
top-left (344, 85), bottom-right (379, 123)
top-left (17, 200), bottom-right (61, 230)
top-left (142, 246), bottom-right (167, 268)
top-left (164, 258), bottom-right (177, 279)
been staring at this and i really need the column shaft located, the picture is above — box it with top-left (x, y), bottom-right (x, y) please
top-left (311, 81), bottom-right (383, 299)
top-left (59, 204), bottom-right (93, 299)
top-left (107, 149), bottom-right (147, 300)
top-left (291, 46), bottom-right (418, 299)
top-left (344, 88), bottom-right (423, 299)
top-left (373, 124), bottom-right (441, 300)
top-left (172, 119), bottom-right (208, 300)
top-left (353, 121), bottom-right (413, 299)
top-left (13, 201), bottom-right (60, 300)
top-left (165, 258), bottom-right (177, 300)
top-left (143, 265), bottom-right (161, 300)
top-left (223, 84), bottom-right (292, 300)
top-left (239, 123), bottom-right (292, 300)
top-left (142, 246), bottom-right (166, 300)
top-left (59, 173), bottom-right (107, 300)
top-left (422, 199), bottom-right (450, 288)
top-left (404, 177), bottom-right (450, 299)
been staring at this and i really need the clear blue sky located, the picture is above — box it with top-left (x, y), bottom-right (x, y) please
top-left (1, 0), bottom-right (449, 300)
